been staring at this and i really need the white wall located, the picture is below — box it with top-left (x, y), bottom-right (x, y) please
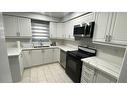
top-left (0, 13), bottom-right (12, 82)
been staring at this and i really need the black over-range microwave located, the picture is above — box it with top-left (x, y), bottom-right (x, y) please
top-left (73, 21), bottom-right (95, 38)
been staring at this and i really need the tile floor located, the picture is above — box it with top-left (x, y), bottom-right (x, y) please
top-left (19, 63), bottom-right (73, 83)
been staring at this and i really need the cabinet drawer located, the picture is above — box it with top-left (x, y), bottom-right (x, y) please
top-left (81, 77), bottom-right (88, 83)
top-left (82, 64), bottom-right (95, 74)
top-left (81, 73), bottom-right (93, 83)
top-left (81, 63), bottom-right (95, 83)
top-left (81, 71), bottom-right (94, 83)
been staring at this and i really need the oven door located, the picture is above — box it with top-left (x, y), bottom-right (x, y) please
top-left (65, 52), bottom-right (82, 83)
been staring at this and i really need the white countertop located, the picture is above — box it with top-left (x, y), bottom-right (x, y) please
top-left (58, 45), bottom-right (78, 52)
top-left (7, 45), bottom-right (78, 57)
top-left (22, 45), bottom-right (77, 52)
top-left (81, 57), bottom-right (121, 79)
top-left (7, 48), bottom-right (22, 57)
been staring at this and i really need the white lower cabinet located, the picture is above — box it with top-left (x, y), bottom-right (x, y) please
top-left (94, 71), bottom-right (117, 83)
top-left (81, 63), bottom-right (95, 83)
top-left (52, 48), bottom-right (60, 62)
top-left (31, 49), bottom-right (43, 66)
top-left (8, 53), bottom-right (24, 82)
top-left (43, 49), bottom-right (53, 64)
top-left (23, 50), bottom-right (32, 68)
top-left (23, 48), bottom-right (60, 68)
top-left (81, 63), bottom-right (117, 83)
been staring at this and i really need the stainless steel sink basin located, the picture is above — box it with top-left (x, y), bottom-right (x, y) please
top-left (34, 46), bottom-right (50, 48)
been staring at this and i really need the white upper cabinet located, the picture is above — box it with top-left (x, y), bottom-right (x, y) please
top-left (18, 17), bottom-right (32, 37)
top-left (3, 15), bottom-right (32, 38)
top-left (64, 20), bottom-right (75, 39)
top-left (56, 23), bottom-right (64, 39)
top-left (50, 22), bottom-right (64, 39)
top-left (110, 13), bottom-right (127, 45)
top-left (64, 13), bottom-right (94, 40)
top-left (93, 12), bottom-right (113, 42)
top-left (3, 15), bottom-right (19, 37)
top-left (93, 12), bottom-right (127, 46)
top-left (49, 22), bottom-right (57, 38)
top-left (49, 13), bottom-right (95, 40)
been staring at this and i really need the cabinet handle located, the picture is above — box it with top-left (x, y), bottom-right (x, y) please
top-left (105, 35), bottom-right (108, 42)
top-left (108, 35), bottom-right (112, 42)
top-left (20, 53), bottom-right (23, 57)
top-left (41, 50), bottom-right (44, 53)
top-left (16, 32), bottom-right (18, 36)
top-left (17, 32), bottom-right (20, 36)
top-left (29, 50), bottom-right (31, 54)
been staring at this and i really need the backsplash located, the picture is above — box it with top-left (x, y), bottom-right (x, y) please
top-left (5, 37), bottom-right (126, 67)
top-left (5, 38), bottom-right (32, 48)
top-left (6, 38), bottom-right (65, 48)
top-left (63, 38), bottom-right (126, 66)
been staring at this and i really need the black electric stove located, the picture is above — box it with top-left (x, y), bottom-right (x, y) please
top-left (65, 46), bottom-right (97, 83)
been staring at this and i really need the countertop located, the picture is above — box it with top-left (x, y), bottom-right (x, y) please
top-left (81, 57), bottom-right (121, 79)
top-left (58, 45), bottom-right (78, 52)
top-left (7, 45), bottom-right (78, 57)
top-left (22, 45), bottom-right (77, 52)
top-left (7, 48), bottom-right (22, 57)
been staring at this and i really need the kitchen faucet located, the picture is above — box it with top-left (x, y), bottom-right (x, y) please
top-left (39, 39), bottom-right (43, 46)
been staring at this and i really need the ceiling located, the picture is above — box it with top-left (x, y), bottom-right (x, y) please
top-left (39, 12), bottom-right (73, 18)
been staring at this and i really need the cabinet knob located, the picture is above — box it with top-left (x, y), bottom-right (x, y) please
top-left (29, 50), bottom-right (31, 54)
top-left (108, 35), bottom-right (112, 42)
top-left (105, 35), bottom-right (108, 42)
top-left (21, 53), bottom-right (23, 57)
top-left (69, 35), bottom-right (70, 38)
top-left (17, 32), bottom-right (20, 36)
top-left (41, 50), bottom-right (44, 53)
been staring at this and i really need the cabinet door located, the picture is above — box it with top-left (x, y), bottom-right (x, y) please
top-left (93, 12), bottom-right (113, 42)
top-left (60, 49), bottom-right (66, 68)
top-left (49, 22), bottom-right (57, 38)
top-left (43, 49), bottom-right (53, 64)
top-left (68, 20), bottom-right (74, 39)
top-left (95, 71), bottom-right (117, 83)
top-left (110, 13), bottom-right (127, 45)
top-left (3, 15), bottom-right (18, 37)
top-left (64, 21), bottom-right (74, 39)
top-left (95, 72), bottom-right (110, 83)
top-left (81, 64), bottom-right (95, 83)
top-left (31, 50), bottom-right (43, 66)
top-left (52, 48), bottom-right (60, 62)
top-left (80, 13), bottom-right (94, 24)
top-left (56, 23), bottom-right (64, 38)
top-left (18, 17), bottom-right (32, 37)
top-left (23, 50), bottom-right (32, 68)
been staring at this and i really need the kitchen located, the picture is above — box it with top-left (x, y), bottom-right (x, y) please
top-left (0, 12), bottom-right (127, 83)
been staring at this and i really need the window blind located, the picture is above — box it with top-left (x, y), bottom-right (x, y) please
top-left (31, 20), bottom-right (49, 42)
